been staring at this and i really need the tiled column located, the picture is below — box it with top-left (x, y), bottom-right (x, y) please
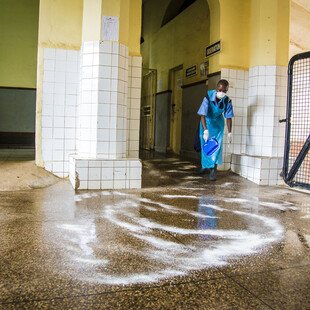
top-left (222, 66), bottom-right (287, 186)
top-left (220, 68), bottom-right (249, 171)
top-left (41, 48), bottom-right (79, 178)
top-left (69, 40), bottom-right (142, 190)
top-left (39, 0), bottom-right (143, 189)
top-left (127, 56), bottom-right (142, 158)
top-left (77, 41), bottom-right (128, 159)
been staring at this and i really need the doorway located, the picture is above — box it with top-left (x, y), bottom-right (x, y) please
top-left (140, 69), bottom-right (157, 150)
top-left (169, 65), bottom-right (183, 155)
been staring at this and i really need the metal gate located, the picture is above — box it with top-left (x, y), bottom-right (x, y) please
top-left (140, 69), bottom-right (157, 150)
top-left (282, 51), bottom-right (310, 189)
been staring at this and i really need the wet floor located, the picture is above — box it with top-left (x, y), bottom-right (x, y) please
top-left (0, 155), bottom-right (309, 309)
top-left (0, 149), bottom-right (58, 191)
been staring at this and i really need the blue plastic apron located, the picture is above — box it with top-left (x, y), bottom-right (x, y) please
top-left (199, 96), bottom-right (226, 169)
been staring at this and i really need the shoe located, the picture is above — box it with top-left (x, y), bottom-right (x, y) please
top-left (209, 165), bottom-right (217, 181)
top-left (197, 168), bottom-right (207, 175)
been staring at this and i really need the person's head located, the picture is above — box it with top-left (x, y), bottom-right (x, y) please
top-left (216, 79), bottom-right (229, 100)
top-left (216, 79), bottom-right (229, 93)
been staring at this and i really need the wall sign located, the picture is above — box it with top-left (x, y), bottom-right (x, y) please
top-left (206, 41), bottom-right (221, 58)
top-left (185, 65), bottom-right (197, 78)
top-left (200, 60), bottom-right (209, 77)
top-left (102, 16), bottom-right (119, 41)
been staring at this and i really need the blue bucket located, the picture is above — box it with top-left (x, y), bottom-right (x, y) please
top-left (202, 138), bottom-right (219, 156)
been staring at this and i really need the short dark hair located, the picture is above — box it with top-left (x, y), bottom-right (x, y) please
top-left (217, 79), bottom-right (229, 88)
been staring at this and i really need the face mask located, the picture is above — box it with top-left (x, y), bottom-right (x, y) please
top-left (216, 91), bottom-right (226, 99)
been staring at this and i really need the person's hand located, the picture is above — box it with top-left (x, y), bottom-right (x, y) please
top-left (227, 132), bottom-right (232, 144)
top-left (203, 129), bottom-right (209, 142)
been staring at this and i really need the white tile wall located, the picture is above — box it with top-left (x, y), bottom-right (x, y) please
top-left (42, 48), bottom-right (79, 177)
top-left (69, 156), bottom-right (142, 189)
top-left (231, 154), bottom-right (284, 186)
top-left (127, 56), bottom-right (142, 158)
top-left (246, 65), bottom-right (287, 157)
top-left (43, 41), bottom-right (142, 189)
top-left (220, 68), bottom-right (249, 171)
top-left (221, 66), bottom-right (287, 186)
top-left (78, 41), bottom-right (129, 159)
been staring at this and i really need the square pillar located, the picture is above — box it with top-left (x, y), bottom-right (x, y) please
top-left (77, 41), bottom-right (128, 159)
top-left (38, 0), bottom-right (143, 190)
top-left (221, 66), bottom-right (287, 186)
top-left (69, 40), bottom-right (142, 190)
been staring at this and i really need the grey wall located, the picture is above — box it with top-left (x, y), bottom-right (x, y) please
top-left (0, 88), bottom-right (36, 132)
top-left (207, 74), bottom-right (221, 90)
top-left (154, 91), bottom-right (171, 153)
top-left (180, 82), bottom-right (206, 161)
top-left (180, 73), bottom-right (221, 161)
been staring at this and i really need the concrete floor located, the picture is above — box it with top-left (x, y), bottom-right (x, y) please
top-left (0, 149), bottom-right (58, 191)
top-left (0, 153), bottom-right (309, 309)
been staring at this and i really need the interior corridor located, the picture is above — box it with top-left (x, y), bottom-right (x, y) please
top-left (0, 155), bottom-right (309, 308)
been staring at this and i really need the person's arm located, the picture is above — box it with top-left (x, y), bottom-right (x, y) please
top-left (226, 118), bottom-right (232, 133)
top-left (201, 115), bottom-right (207, 131)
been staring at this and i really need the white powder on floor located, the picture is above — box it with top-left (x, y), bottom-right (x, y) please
top-left (259, 201), bottom-right (298, 211)
top-left (162, 195), bottom-right (198, 199)
top-left (182, 176), bottom-right (203, 180)
top-left (54, 191), bottom-right (293, 286)
top-left (218, 182), bottom-right (234, 187)
top-left (224, 198), bottom-right (249, 204)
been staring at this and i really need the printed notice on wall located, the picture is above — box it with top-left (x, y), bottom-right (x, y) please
top-left (102, 16), bottom-right (119, 41)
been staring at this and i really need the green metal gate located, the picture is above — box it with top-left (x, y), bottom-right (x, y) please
top-left (282, 52), bottom-right (310, 189)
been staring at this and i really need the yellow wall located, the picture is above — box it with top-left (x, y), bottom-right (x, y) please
top-left (82, 0), bottom-right (102, 42)
top-left (101, 0), bottom-right (141, 55)
top-left (290, 0), bottom-right (310, 57)
top-left (142, 0), bottom-right (250, 80)
top-left (207, 0), bottom-right (220, 73)
top-left (128, 0), bottom-right (142, 56)
top-left (102, 0), bottom-right (121, 16)
top-left (141, 0), bottom-right (211, 90)
top-left (36, 0), bottom-right (83, 166)
top-left (0, 0), bottom-right (39, 88)
top-left (219, 0), bottom-right (250, 70)
top-left (119, 0), bottom-right (130, 48)
top-left (275, 0), bottom-right (290, 66)
top-left (38, 0), bottom-right (83, 49)
top-left (142, 0), bottom-right (291, 86)
top-left (220, 0), bottom-right (289, 69)
top-left (249, 0), bottom-right (289, 67)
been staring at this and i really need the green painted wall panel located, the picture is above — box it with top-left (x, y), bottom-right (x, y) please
top-left (0, 88), bottom-right (36, 132)
top-left (0, 0), bottom-right (39, 88)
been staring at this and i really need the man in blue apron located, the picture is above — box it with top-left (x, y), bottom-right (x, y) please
top-left (197, 79), bottom-right (234, 181)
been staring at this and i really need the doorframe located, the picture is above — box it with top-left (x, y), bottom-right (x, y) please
top-left (140, 68), bottom-right (157, 150)
top-left (168, 65), bottom-right (183, 90)
top-left (168, 64), bottom-right (183, 153)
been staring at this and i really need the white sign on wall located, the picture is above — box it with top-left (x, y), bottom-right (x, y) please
top-left (102, 16), bottom-right (119, 41)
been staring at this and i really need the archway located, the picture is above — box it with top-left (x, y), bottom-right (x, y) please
top-left (161, 0), bottom-right (198, 27)
top-left (140, 0), bottom-right (219, 158)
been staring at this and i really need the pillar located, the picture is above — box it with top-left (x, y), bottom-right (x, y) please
top-left (69, 0), bottom-right (142, 189)
top-left (37, 0), bottom-right (83, 177)
top-left (219, 0), bottom-right (290, 186)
